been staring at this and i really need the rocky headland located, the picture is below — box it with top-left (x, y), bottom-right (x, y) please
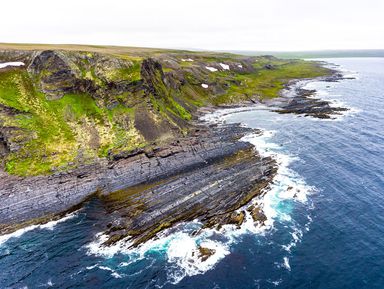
top-left (0, 44), bottom-right (347, 249)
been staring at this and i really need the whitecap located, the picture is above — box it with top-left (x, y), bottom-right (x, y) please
top-left (267, 278), bottom-right (283, 286)
top-left (87, 263), bottom-right (124, 278)
top-left (282, 257), bottom-right (291, 271)
top-left (0, 212), bottom-right (77, 246)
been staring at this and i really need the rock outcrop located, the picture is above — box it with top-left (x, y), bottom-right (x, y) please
top-left (272, 74), bottom-right (349, 119)
top-left (275, 88), bottom-right (348, 118)
top-left (0, 122), bottom-right (277, 247)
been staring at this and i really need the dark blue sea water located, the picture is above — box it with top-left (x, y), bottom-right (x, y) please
top-left (1, 58), bottom-right (384, 289)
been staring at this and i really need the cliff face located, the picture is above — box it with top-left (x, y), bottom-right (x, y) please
top-left (0, 50), bottom-right (187, 175)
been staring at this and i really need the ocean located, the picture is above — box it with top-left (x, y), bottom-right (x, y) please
top-left (1, 58), bottom-right (383, 289)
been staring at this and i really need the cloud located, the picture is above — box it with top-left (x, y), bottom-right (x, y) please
top-left (1, 0), bottom-right (383, 50)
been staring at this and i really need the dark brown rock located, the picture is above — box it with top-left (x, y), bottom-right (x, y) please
top-left (247, 205), bottom-right (267, 224)
top-left (274, 85), bottom-right (348, 119)
top-left (198, 246), bottom-right (216, 261)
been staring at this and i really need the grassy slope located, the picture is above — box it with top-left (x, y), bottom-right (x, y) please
top-left (0, 44), bottom-right (331, 176)
top-left (210, 58), bottom-right (329, 104)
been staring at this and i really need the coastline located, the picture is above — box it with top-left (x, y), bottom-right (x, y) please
top-left (0, 113), bottom-right (277, 243)
top-left (0, 57), bottom-right (350, 250)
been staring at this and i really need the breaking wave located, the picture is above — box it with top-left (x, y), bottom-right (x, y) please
top-left (0, 212), bottom-right (77, 246)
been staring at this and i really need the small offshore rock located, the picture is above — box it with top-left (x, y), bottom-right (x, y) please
top-left (198, 246), bottom-right (216, 262)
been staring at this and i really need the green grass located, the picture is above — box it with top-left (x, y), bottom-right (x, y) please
top-left (213, 59), bottom-right (330, 104)
top-left (104, 61), bottom-right (142, 82)
top-left (0, 68), bottom-right (145, 176)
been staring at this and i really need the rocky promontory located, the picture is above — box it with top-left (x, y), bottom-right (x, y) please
top-left (0, 44), bottom-right (344, 246)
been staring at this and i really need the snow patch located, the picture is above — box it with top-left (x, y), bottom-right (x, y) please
top-left (205, 66), bottom-right (218, 72)
top-left (219, 63), bottom-right (230, 70)
top-left (0, 62), bottom-right (25, 69)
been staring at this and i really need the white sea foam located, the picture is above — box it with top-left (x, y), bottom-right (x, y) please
top-left (0, 61), bottom-right (25, 69)
top-left (166, 235), bottom-right (231, 284)
top-left (339, 67), bottom-right (359, 80)
top-left (267, 278), bottom-right (283, 286)
top-left (85, 232), bottom-right (132, 258)
top-left (241, 130), bottom-right (315, 226)
top-left (282, 257), bottom-right (291, 271)
top-left (86, 263), bottom-right (124, 278)
top-left (85, 224), bottom-right (232, 284)
top-left (281, 227), bottom-right (304, 252)
top-left (0, 212), bottom-right (77, 246)
top-left (326, 98), bottom-right (361, 120)
top-left (200, 106), bottom-right (267, 125)
top-left (241, 128), bottom-right (318, 274)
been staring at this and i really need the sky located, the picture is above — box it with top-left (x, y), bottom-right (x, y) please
top-left (1, 0), bottom-right (384, 51)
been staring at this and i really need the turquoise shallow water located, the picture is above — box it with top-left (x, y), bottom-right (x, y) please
top-left (1, 58), bottom-right (383, 288)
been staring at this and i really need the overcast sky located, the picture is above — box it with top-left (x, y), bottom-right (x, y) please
top-left (1, 0), bottom-right (383, 51)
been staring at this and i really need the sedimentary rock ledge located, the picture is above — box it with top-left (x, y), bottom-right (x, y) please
top-left (99, 132), bottom-right (276, 247)
top-left (0, 121), bottom-right (276, 239)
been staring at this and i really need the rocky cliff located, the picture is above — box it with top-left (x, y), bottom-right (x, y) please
top-left (0, 46), bottom-right (331, 176)
top-left (0, 45), bottom-right (335, 244)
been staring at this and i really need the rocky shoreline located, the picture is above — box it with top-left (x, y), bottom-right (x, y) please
top-left (0, 48), bottom-right (350, 250)
top-left (265, 71), bottom-right (350, 118)
top-left (0, 117), bottom-right (276, 241)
